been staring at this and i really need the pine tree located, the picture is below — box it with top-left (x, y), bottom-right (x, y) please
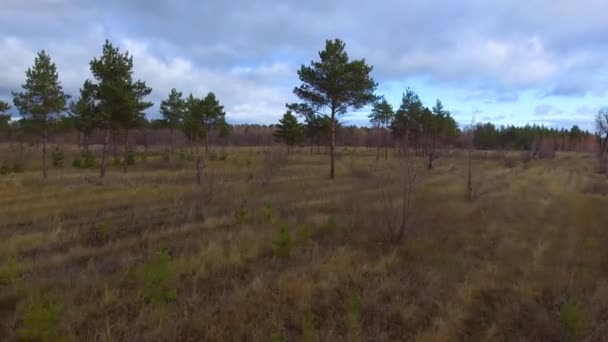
top-left (69, 80), bottom-right (100, 152)
top-left (0, 101), bottom-right (11, 142)
top-left (289, 39), bottom-right (377, 179)
top-left (369, 97), bottom-right (394, 160)
top-left (273, 110), bottom-right (304, 153)
top-left (12, 51), bottom-right (69, 179)
top-left (160, 88), bottom-right (185, 155)
top-left (89, 40), bottom-right (152, 177)
top-left (200, 92), bottom-right (225, 153)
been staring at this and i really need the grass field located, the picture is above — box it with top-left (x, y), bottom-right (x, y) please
top-left (0, 146), bottom-right (607, 341)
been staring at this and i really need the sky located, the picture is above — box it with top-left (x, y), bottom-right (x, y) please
top-left (1, 0), bottom-right (607, 130)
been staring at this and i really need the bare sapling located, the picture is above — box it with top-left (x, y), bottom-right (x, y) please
top-left (383, 132), bottom-right (421, 242)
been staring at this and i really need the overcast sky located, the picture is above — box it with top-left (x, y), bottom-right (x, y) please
top-left (1, 0), bottom-right (607, 130)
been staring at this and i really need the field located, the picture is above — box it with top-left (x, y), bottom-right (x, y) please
top-left (1, 146), bottom-right (607, 341)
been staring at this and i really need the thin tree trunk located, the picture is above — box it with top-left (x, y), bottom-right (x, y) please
top-left (204, 132), bottom-right (209, 153)
top-left (83, 133), bottom-right (89, 152)
top-left (42, 123), bottom-right (48, 179)
top-left (123, 129), bottom-right (129, 174)
top-left (310, 138), bottom-right (313, 155)
top-left (100, 127), bottom-right (110, 178)
top-left (170, 127), bottom-right (175, 156)
top-left (112, 129), bottom-right (117, 160)
top-left (196, 155), bottom-right (202, 185)
top-left (383, 128), bottom-right (388, 160)
top-left (330, 114), bottom-right (336, 179)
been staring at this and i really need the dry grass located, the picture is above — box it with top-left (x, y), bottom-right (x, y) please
top-left (0, 146), bottom-right (607, 341)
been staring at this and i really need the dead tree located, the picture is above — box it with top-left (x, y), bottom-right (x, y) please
top-left (383, 131), bottom-right (420, 242)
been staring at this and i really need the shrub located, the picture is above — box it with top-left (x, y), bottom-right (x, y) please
top-left (218, 150), bottom-right (228, 161)
top-left (82, 150), bottom-right (96, 168)
top-left (234, 202), bottom-right (250, 225)
top-left (83, 218), bottom-right (113, 246)
top-left (323, 217), bottom-right (341, 237)
top-left (272, 225), bottom-right (293, 258)
top-left (136, 249), bottom-right (177, 304)
top-left (161, 149), bottom-right (171, 162)
top-left (179, 149), bottom-right (192, 161)
top-left (112, 157), bottom-right (122, 166)
top-left (560, 299), bottom-right (585, 338)
top-left (17, 293), bottom-right (62, 341)
top-left (208, 150), bottom-right (218, 161)
top-left (51, 147), bottom-right (64, 168)
top-left (71, 158), bottom-right (82, 168)
top-left (296, 225), bottom-right (314, 245)
top-left (0, 162), bottom-right (9, 175)
top-left (346, 289), bottom-right (362, 339)
top-left (301, 312), bottom-right (318, 342)
top-left (262, 203), bottom-right (274, 223)
top-left (0, 255), bottom-right (22, 285)
top-left (126, 150), bottom-right (136, 165)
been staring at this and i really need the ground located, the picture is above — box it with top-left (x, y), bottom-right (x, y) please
top-left (0, 146), bottom-right (607, 341)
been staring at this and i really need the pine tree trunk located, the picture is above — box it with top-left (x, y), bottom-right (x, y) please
top-left (123, 129), bottom-right (129, 174)
top-left (42, 123), bottom-right (48, 179)
top-left (376, 127), bottom-right (380, 161)
top-left (112, 129), bottom-right (117, 160)
top-left (170, 127), bottom-right (175, 156)
top-left (330, 113), bottom-right (336, 179)
top-left (83, 133), bottom-right (89, 152)
top-left (100, 127), bottom-right (110, 178)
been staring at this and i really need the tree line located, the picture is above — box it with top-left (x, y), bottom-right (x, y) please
top-left (0, 38), bottom-right (600, 179)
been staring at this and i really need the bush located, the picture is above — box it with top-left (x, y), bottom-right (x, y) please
top-left (208, 150), bottom-right (219, 161)
top-left (72, 158), bottom-right (82, 168)
top-left (323, 217), bottom-right (341, 237)
top-left (296, 225), bottom-right (314, 245)
top-left (234, 201), bottom-right (250, 225)
top-left (82, 150), bottom-right (96, 168)
top-left (301, 312), bottom-right (318, 342)
top-left (51, 147), bottom-right (64, 168)
top-left (560, 299), bottom-right (585, 338)
top-left (17, 293), bottom-right (62, 341)
top-left (272, 225), bottom-right (293, 258)
top-left (126, 150), bottom-right (136, 166)
top-left (136, 249), bottom-right (177, 304)
top-left (161, 149), bottom-right (171, 162)
top-left (346, 289), bottom-right (362, 339)
top-left (262, 203), bottom-right (274, 223)
top-left (218, 150), bottom-right (228, 161)
top-left (179, 149), bottom-right (193, 161)
top-left (0, 162), bottom-right (9, 175)
top-left (0, 255), bottom-right (22, 285)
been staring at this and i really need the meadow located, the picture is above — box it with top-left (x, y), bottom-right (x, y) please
top-left (0, 145), bottom-right (607, 341)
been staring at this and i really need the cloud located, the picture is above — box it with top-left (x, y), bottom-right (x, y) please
top-left (534, 104), bottom-right (563, 116)
top-left (2, 0), bottom-right (608, 125)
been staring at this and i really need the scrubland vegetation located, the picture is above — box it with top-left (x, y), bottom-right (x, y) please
top-left (2, 36), bottom-right (608, 341)
top-left (0, 145), bottom-right (607, 341)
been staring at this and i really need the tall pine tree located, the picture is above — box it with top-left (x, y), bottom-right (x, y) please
top-left (160, 88), bottom-right (185, 155)
top-left (369, 97), bottom-right (394, 160)
top-left (289, 39), bottom-right (377, 179)
top-left (13, 51), bottom-right (69, 179)
top-left (89, 40), bottom-right (152, 177)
